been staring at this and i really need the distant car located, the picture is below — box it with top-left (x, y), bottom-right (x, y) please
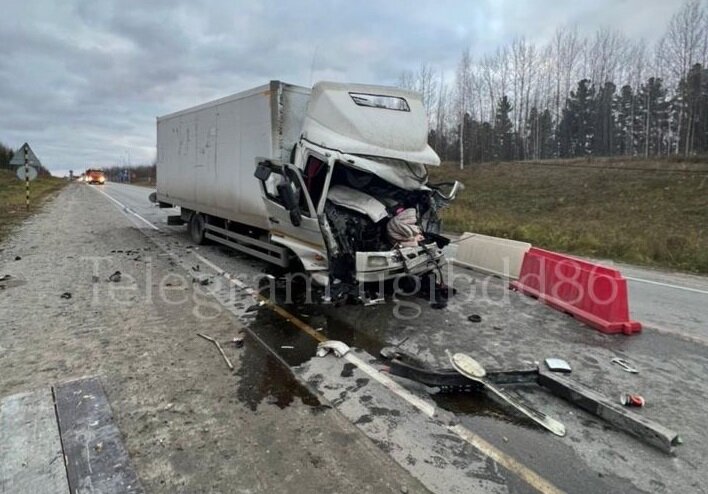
top-left (85, 169), bottom-right (105, 185)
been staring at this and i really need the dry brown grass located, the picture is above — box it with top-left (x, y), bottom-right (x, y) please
top-left (0, 169), bottom-right (67, 243)
top-left (429, 158), bottom-right (708, 273)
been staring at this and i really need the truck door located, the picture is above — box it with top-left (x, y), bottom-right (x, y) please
top-left (254, 160), bottom-right (325, 249)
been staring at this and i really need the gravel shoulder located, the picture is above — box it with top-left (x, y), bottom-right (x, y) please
top-left (0, 183), bottom-right (427, 493)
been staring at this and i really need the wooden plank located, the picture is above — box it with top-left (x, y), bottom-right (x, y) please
top-left (0, 389), bottom-right (69, 494)
top-left (54, 377), bottom-right (144, 493)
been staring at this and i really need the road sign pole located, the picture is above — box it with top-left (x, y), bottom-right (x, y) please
top-left (24, 146), bottom-right (29, 211)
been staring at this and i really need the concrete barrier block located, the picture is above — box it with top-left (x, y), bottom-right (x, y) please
top-left (453, 232), bottom-right (531, 279)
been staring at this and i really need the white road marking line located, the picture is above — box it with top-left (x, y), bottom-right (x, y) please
top-left (92, 186), bottom-right (160, 231)
top-left (344, 353), bottom-right (437, 418)
top-left (97, 185), bottom-right (565, 494)
top-left (449, 424), bottom-right (564, 494)
top-left (625, 276), bottom-right (708, 295)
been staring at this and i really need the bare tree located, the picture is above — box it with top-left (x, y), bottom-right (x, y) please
top-left (455, 48), bottom-right (473, 169)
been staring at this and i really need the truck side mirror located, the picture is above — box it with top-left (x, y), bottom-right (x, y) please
top-left (254, 162), bottom-right (272, 182)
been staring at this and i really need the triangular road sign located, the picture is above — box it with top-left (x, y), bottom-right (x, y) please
top-left (9, 143), bottom-right (42, 167)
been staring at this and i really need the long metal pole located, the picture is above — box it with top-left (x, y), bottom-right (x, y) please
top-left (24, 146), bottom-right (29, 211)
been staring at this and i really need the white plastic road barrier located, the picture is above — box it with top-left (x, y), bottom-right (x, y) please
top-left (453, 232), bottom-right (531, 280)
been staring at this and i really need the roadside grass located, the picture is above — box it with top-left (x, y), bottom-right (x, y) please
top-left (0, 169), bottom-right (67, 243)
top-left (429, 158), bottom-right (708, 274)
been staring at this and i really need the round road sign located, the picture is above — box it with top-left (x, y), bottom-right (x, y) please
top-left (16, 165), bottom-right (38, 181)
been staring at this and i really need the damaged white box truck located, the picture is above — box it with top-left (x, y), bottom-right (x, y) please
top-left (154, 80), bottom-right (462, 297)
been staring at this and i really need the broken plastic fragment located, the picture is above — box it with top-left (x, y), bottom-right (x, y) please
top-left (316, 340), bottom-right (350, 358)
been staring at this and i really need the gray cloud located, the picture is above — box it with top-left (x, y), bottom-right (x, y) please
top-left (0, 0), bottom-right (675, 174)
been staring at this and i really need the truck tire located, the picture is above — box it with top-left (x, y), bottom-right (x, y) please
top-left (189, 213), bottom-right (207, 245)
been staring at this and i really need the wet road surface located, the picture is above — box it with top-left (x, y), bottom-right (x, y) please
top-left (45, 182), bottom-right (708, 492)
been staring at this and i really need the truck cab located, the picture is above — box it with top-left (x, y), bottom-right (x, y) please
top-left (85, 168), bottom-right (105, 185)
top-left (254, 82), bottom-right (461, 290)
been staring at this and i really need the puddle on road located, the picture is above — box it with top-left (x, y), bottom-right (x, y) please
top-left (235, 336), bottom-right (322, 411)
top-left (432, 390), bottom-right (535, 428)
top-left (243, 272), bottom-right (542, 431)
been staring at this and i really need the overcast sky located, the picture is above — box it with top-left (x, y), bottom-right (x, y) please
top-left (0, 0), bottom-right (680, 175)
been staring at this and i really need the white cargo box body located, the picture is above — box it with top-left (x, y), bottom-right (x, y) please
top-left (156, 81), bottom-right (311, 230)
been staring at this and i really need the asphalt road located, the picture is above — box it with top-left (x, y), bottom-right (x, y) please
top-left (105, 181), bottom-right (708, 344)
top-left (51, 182), bottom-right (708, 493)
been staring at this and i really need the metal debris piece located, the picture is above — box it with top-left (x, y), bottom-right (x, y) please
top-left (60, 292), bottom-right (72, 299)
top-left (620, 393), bottom-right (645, 407)
top-left (316, 340), bottom-right (350, 358)
top-left (545, 358), bottom-right (572, 373)
top-left (467, 314), bottom-right (482, 323)
top-left (611, 358), bottom-right (639, 374)
top-left (108, 271), bottom-right (122, 282)
top-left (196, 333), bottom-right (234, 370)
top-left (281, 345), bottom-right (294, 349)
top-left (0, 274), bottom-right (11, 282)
top-left (232, 336), bottom-right (244, 348)
top-left (363, 296), bottom-right (385, 306)
top-left (14, 256), bottom-right (21, 261)
top-left (448, 351), bottom-right (566, 437)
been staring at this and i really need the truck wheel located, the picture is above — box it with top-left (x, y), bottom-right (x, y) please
top-left (189, 213), bottom-right (207, 245)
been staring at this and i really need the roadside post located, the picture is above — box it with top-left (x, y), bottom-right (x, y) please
top-left (10, 143), bottom-right (41, 211)
top-left (24, 146), bottom-right (29, 210)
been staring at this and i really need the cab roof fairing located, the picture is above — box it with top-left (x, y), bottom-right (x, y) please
top-left (301, 81), bottom-right (441, 169)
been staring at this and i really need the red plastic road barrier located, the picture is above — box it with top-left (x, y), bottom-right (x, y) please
top-left (510, 248), bottom-right (641, 335)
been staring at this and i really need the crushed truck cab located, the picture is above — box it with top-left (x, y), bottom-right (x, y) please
top-left (155, 80), bottom-right (461, 292)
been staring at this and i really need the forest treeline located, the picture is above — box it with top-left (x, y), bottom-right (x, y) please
top-left (399, 0), bottom-right (708, 166)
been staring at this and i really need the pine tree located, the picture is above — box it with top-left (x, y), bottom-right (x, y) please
top-left (557, 79), bottom-right (595, 157)
top-left (636, 77), bottom-right (668, 157)
top-left (494, 96), bottom-right (514, 160)
top-left (614, 85), bottom-right (638, 156)
top-left (593, 81), bottom-right (617, 156)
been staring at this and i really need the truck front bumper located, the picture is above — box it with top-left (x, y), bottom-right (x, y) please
top-left (355, 244), bottom-right (446, 283)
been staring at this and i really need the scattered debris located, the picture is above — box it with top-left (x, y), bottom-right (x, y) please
top-left (108, 271), bottom-right (122, 282)
top-left (620, 393), bottom-right (645, 407)
top-left (246, 300), bottom-right (266, 312)
top-left (60, 292), bottom-right (72, 299)
top-left (545, 358), bottom-right (572, 373)
top-left (232, 336), bottom-right (245, 348)
top-left (196, 333), bottom-right (234, 370)
top-left (363, 296), bottom-right (385, 306)
top-left (0, 274), bottom-right (11, 282)
top-left (316, 340), bottom-right (350, 358)
top-left (448, 351), bottom-right (566, 437)
top-left (192, 265), bottom-right (200, 272)
top-left (467, 314), bottom-right (482, 323)
top-left (14, 256), bottom-right (21, 261)
top-left (611, 358), bottom-right (639, 374)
